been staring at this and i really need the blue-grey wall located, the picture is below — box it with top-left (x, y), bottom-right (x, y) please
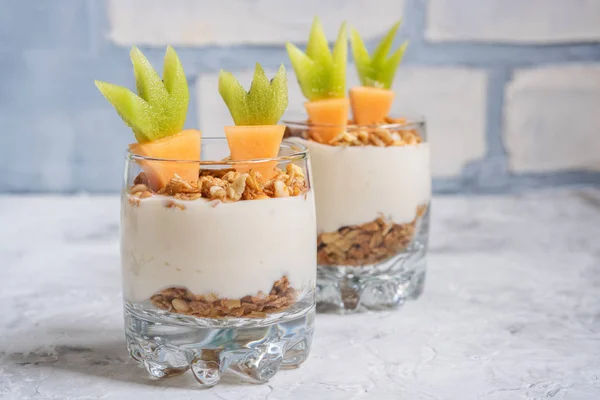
top-left (1, 0), bottom-right (599, 193)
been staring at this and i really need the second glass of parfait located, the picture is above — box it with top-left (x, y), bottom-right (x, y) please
top-left (285, 18), bottom-right (431, 312)
top-left (96, 47), bottom-right (316, 386)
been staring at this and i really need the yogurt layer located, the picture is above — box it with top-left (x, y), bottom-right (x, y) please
top-left (121, 192), bottom-right (316, 302)
top-left (299, 139), bottom-right (431, 233)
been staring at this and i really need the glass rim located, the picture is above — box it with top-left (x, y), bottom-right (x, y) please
top-left (282, 114), bottom-right (426, 130)
top-left (126, 138), bottom-right (308, 165)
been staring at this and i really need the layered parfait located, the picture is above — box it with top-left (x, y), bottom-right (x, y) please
top-left (96, 47), bottom-right (316, 384)
top-left (285, 18), bottom-right (431, 310)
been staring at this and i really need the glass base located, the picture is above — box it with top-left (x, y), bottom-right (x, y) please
top-left (124, 303), bottom-right (315, 386)
top-left (316, 248), bottom-right (427, 313)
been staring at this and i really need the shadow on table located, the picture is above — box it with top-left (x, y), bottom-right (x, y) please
top-left (3, 328), bottom-right (204, 390)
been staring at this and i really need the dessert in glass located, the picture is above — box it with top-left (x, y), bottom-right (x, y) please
top-left (285, 19), bottom-right (430, 312)
top-left (96, 48), bottom-right (316, 386)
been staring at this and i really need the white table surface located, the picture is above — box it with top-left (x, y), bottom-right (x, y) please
top-left (1, 189), bottom-right (599, 400)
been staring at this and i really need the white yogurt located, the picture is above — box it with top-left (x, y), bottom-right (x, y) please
top-left (299, 139), bottom-right (431, 233)
top-left (121, 192), bottom-right (316, 302)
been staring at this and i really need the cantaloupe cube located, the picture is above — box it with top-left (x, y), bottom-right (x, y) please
top-left (129, 129), bottom-right (201, 190)
top-left (224, 125), bottom-right (285, 180)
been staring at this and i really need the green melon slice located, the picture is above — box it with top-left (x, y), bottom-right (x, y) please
top-left (95, 46), bottom-right (189, 142)
top-left (286, 17), bottom-right (347, 101)
top-left (218, 63), bottom-right (288, 126)
top-left (350, 21), bottom-right (408, 89)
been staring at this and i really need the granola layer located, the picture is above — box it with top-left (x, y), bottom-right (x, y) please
top-left (285, 117), bottom-right (422, 147)
top-left (150, 276), bottom-right (298, 318)
top-left (317, 205), bottom-right (427, 266)
top-left (128, 163), bottom-right (308, 206)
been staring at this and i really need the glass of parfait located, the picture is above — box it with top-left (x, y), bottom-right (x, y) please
top-left (96, 46), bottom-right (315, 385)
top-left (122, 138), bottom-right (316, 385)
top-left (284, 118), bottom-right (429, 312)
top-left (285, 18), bottom-right (430, 312)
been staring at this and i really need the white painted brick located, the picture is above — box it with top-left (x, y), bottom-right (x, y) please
top-left (504, 64), bottom-right (600, 173)
top-left (197, 66), bottom-right (487, 178)
top-left (426, 0), bottom-right (600, 43)
top-left (108, 0), bottom-right (405, 46)
top-left (391, 67), bottom-right (488, 178)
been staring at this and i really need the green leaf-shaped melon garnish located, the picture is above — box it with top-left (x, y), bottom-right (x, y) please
top-left (350, 21), bottom-right (408, 89)
top-left (95, 46), bottom-right (189, 142)
top-left (286, 17), bottom-right (347, 101)
top-left (219, 63), bottom-right (288, 125)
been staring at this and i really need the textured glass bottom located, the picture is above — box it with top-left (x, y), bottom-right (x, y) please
top-left (317, 210), bottom-right (429, 313)
top-left (124, 301), bottom-right (314, 386)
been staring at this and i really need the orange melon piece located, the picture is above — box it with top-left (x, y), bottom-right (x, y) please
top-left (224, 125), bottom-right (285, 180)
top-left (385, 116), bottom-right (407, 124)
top-left (129, 129), bottom-right (202, 190)
top-left (349, 86), bottom-right (395, 125)
top-left (304, 98), bottom-right (349, 144)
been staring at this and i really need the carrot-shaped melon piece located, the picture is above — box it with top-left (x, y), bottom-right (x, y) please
top-left (224, 126), bottom-right (284, 159)
top-left (303, 98), bottom-right (349, 143)
top-left (219, 63), bottom-right (288, 179)
top-left (286, 18), bottom-right (349, 143)
top-left (349, 86), bottom-right (395, 126)
top-left (130, 129), bottom-right (201, 190)
top-left (350, 21), bottom-right (408, 125)
top-left (95, 46), bottom-right (200, 190)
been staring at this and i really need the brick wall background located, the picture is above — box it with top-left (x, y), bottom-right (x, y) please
top-left (1, 0), bottom-right (599, 193)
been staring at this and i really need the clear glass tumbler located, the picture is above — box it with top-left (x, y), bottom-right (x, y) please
top-left (121, 138), bottom-right (316, 386)
top-left (284, 118), bottom-right (431, 312)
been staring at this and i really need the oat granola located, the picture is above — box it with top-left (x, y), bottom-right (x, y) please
top-left (127, 163), bottom-right (308, 206)
top-left (317, 205), bottom-right (427, 266)
top-left (150, 276), bottom-right (298, 318)
top-left (284, 117), bottom-right (423, 147)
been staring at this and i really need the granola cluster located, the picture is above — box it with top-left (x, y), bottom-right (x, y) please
top-left (128, 163), bottom-right (307, 206)
top-left (285, 117), bottom-right (423, 147)
top-left (317, 205), bottom-right (427, 266)
top-left (328, 126), bottom-right (421, 147)
top-left (150, 276), bottom-right (297, 318)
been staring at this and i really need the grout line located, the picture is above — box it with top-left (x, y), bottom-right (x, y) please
top-left (484, 67), bottom-right (511, 158)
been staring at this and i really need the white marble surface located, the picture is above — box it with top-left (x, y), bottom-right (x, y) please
top-left (1, 189), bottom-right (599, 400)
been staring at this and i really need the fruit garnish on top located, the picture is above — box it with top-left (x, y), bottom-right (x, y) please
top-left (94, 46), bottom-right (201, 190)
top-left (286, 17), bottom-right (349, 143)
top-left (219, 63), bottom-right (288, 179)
top-left (350, 21), bottom-right (408, 125)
